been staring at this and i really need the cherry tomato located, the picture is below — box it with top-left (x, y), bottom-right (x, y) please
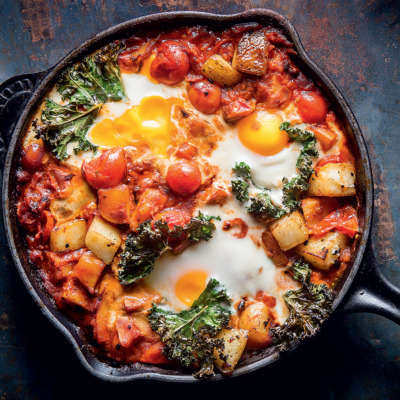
top-left (21, 144), bottom-right (44, 171)
top-left (187, 80), bottom-right (221, 114)
top-left (166, 161), bottom-right (201, 196)
top-left (150, 41), bottom-right (189, 85)
top-left (297, 91), bottom-right (328, 123)
top-left (153, 210), bottom-right (192, 229)
top-left (82, 148), bottom-right (126, 189)
top-left (175, 143), bottom-right (198, 160)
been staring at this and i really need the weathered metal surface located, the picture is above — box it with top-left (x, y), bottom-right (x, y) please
top-left (0, 0), bottom-right (399, 398)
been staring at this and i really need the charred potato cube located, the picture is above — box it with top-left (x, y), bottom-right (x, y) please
top-left (85, 217), bottom-right (121, 264)
top-left (50, 219), bottom-right (87, 252)
top-left (308, 163), bottom-right (356, 197)
top-left (295, 231), bottom-right (349, 271)
top-left (214, 329), bottom-right (248, 375)
top-left (232, 31), bottom-right (269, 76)
top-left (201, 54), bottom-right (242, 87)
top-left (270, 210), bottom-right (309, 251)
top-left (238, 302), bottom-right (271, 349)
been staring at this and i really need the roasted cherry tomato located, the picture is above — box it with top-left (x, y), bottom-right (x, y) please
top-left (297, 91), bottom-right (328, 123)
top-left (153, 210), bottom-right (192, 229)
top-left (175, 143), bottom-right (198, 160)
top-left (21, 144), bottom-right (44, 171)
top-left (150, 41), bottom-right (189, 85)
top-left (82, 147), bottom-right (126, 189)
top-left (187, 80), bottom-right (221, 114)
top-left (166, 161), bottom-right (201, 196)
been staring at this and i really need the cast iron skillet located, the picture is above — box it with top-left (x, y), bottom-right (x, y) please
top-left (1, 9), bottom-right (400, 382)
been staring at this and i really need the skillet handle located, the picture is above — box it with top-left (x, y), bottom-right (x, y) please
top-left (0, 71), bottom-right (47, 165)
top-left (338, 242), bottom-right (400, 325)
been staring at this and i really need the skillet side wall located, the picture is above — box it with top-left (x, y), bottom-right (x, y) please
top-left (2, 10), bottom-right (372, 382)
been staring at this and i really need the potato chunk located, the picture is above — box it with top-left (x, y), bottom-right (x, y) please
top-left (270, 210), bottom-right (309, 251)
top-left (50, 182), bottom-right (96, 225)
top-left (98, 184), bottom-right (132, 225)
top-left (238, 302), bottom-right (271, 349)
top-left (214, 329), bottom-right (248, 375)
top-left (308, 163), bottom-right (356, 197)
top-left (201, 54), bottom-right (242, 87)
top-left (85, 217), bottom-right (121, 264)
top-left (73, 252), bottom-right (105, 294)
top-left (295, 231), bottom-right (348, 270)
top-left (50, 219), bottom-right (87, 252)
top-left (232, 31), bottom-right (269, 76)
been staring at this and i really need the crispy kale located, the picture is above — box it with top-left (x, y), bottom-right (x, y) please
top-left (57, 42), bottom-right (127, 105)
top-left (231, 161), bottom-right (286, 219)
top-left (35, 42), bottom-right (126, 160)
top-left (118, 212), bottom-right (220, 285)
top-left (148, 279), bottom-right (231, 378)
top-left (270, 259), bottom-right (333, 351)
top-left (33, 99), bottom-right (99, 161)
top-left (280, 122), bottom-right (319, 212)
top-left (247, 192), bottom-right (287, 219)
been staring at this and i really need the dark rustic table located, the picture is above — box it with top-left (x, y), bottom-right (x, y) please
top-left (1, 1), bottom-right (400, 399)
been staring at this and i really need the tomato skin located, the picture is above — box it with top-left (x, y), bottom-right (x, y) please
top-left (255, 291), bottom-right (277, 308)
top-left (166, 161), bottom-right (201, 196)
top-left (150, 41), bottom-right (189, 85)
top-left (175, 143), bottom-right (198, 160)
top-left (309, 205), bottom-right (359, 238)
top-left (21, 144), bottom-right (44, 171)
top-left (187, 80), bottom-right (221, 114)
top-left (82, 148), bottom-right (126, 189)
top-left (297, 91), bottom-right (328, 123)
top-left (153, 210), bottom-right (191, 229)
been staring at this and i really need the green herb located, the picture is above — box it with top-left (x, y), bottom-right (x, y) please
top-left (280, 122), bottom-right (319, 212)
top-left (247, 192), bottom-right (287, 219)
top-left (148, 278), bottom-right (231, 378)
top-left (34, 99), bottom-right (100, 161)
top-left (270, 259), bottom-right (333, 351)
top-left (57, 42), bottom-right (127, 106)
top-left (231, 161), bottom-right (286, 219)
top-left (35, 42), bottom-right (126, 160)
top-left (118, 212), bottom-right (220, 285)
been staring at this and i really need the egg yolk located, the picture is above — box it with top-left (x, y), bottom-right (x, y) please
top-left (175, 270), bottom-right (208, 307)
top-left (139, 53), bottom-right (158, 84)
top-left (90, 96), bottom-right (180, 156)
top-left (238, 111), bottom-right (289, 156)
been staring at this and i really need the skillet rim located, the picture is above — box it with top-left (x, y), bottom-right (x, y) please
top-left (1, 9), bottom-right (373, 382)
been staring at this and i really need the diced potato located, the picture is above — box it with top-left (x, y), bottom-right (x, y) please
top-left (308, 163), bottom-right (356, 197)
top-left (201, 54), bottom-right (242, 87)
top-left (301, 197), bottom-right (339, 225)
top-left (50, 182), bottom-right (96, 225)
top-left (60, 279), bottom-right (91, 311)
top-left (213, 329), bottom-right (248, 375)
top-left (261, 228), bottom-right (288, 267)
top-left (85, 217), bottom-right (121, 264)
top-left (98, 184), bottom-right (132, 225)
top-left (295, 231), bottom-right (349, 270)
top-left (309, 126), bottom-right (338, 152)
top-left (270, 210), bottom-right (309, 251)
top-left (238, 302), bottom-right (270, 349)
top-left (232, 31), bottom-right (269, 76)
top-left (73, 252), bottom-right (105, 294)
top-left (50, 219), bottom-right (87, 252)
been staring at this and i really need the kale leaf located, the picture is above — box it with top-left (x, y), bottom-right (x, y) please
top-left (270, 259), bottom-right (333, 351)
top-left (118, 212), bottom-right (220, 285)
top-left (57, 42), bottom-right (127, 106)
top-left (35, 42), bottom-right (126, 160)
top-left (148, 278), bottom-right (231, 378)
top-left (247, 192), bottom-right (287, 219)
top-left (280, 122), bottom-right (319, 212)
top-left (34, 99), bottom-right (99, 161)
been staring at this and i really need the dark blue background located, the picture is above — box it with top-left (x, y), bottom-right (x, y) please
top-left (1, 1), bottom-right (400, 398)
